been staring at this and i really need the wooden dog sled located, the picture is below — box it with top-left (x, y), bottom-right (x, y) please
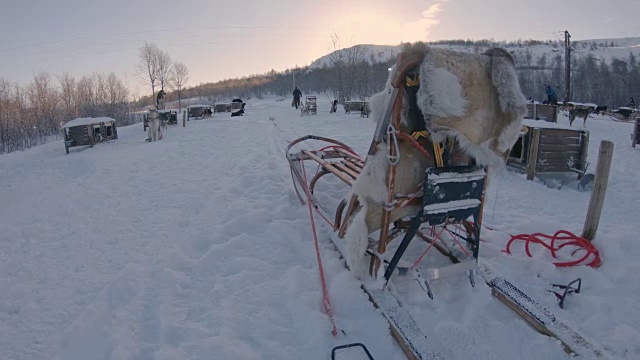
top-left (286, 46), bottom-right (607, 360)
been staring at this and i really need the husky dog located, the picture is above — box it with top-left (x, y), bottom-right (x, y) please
top-left (147, 108), bottom-right (163, 142)
top-left (568, 105), bottom-right (593, 126)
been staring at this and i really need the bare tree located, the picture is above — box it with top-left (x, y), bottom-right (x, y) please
top-left (328, 32), bottom-right (346, 101)
top-left (157, 49), bottom-right (173, 92)
top-left (170, 62), bottom-right (189, 111)
top-left (136, 42), bottom-right (160, 101)
top-left (27, 72), bottom-right (60, 142)
top-left (326, 32), bottom-right (367, 101)
top-left (57, 72), bottom-right (76, 120)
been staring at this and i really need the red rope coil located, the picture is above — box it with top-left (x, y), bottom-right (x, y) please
top-left (503, 230), bottom-right (602, 268)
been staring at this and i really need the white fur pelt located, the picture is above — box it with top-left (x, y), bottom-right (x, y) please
top-left (416, 45), bottom-right (527, 168)
top-left (343, 43), bottom-right (527, 279)
top-left (147, 109), bottom-right (163, 142)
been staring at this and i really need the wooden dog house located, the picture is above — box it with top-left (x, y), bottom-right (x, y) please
top-left (508, 120), bottom-right (589, 180)
top-left (187, 105), bottom-right (212, 119)
top-left (524, 103), bottom-right (558, 123)
top-left (63, 117), bottom-right (118, 154)
top-left (342, 100), bottom-right (371, 117)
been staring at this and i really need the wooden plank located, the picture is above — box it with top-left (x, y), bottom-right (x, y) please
top-left (340, 160), bottom-right (363, 175)
top-left (335, 147), bottom-right (364, 162)
top-left (582, 141), bottom-right (614, 241)
top-left (347, 158), bottom-right (365, 169)
top-left (334, 162), bottom-right (360, 179)
top-left (526, 128), bottom-right (541, 180)
top-left (537, 159), bottom-right (577, 168)
top-left (539, 128), bottom-right (584, 138)
top-left (302, 150), bottom-right (354, 185)
top-left (538, 151), bottom-right (581, 159)
top-left (579, 132), bottom-right (589, 172)
top-left (540, 135), bottom-right (580, 145)
top-left (536, 165), bottom-right (572, 173)
top-left (538, 143), bottom-right (581, 152)
top-left (537, 162), bottom-right (580, 171)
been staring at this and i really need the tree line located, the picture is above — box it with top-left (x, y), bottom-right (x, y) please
top-left (4, 38), bottom-right (640, 155)
top-left (514, 48), bottom-right (640, 108)
top-left (0, 72), bottom-right (130, 154)
top-left (143, 39), bottom-right (640, 112)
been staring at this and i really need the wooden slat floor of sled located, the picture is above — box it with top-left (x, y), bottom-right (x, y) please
top-left (335, 147), bottom-right (364, 162)
top-left (341, 159), bottom-right (364, 174)
top-left (334, 162), bottom-right (360, 179)
top-left (302, 150), bottom-right (355, 185)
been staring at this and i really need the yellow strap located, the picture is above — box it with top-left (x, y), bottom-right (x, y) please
top-left (410, 130), bottom-right (452, 167)
top-left (411, 130), bottom-right (430, 140)
top-left (433, 142), bottom-right (445, 167)
top-left (405, 74), bottom-right (420, 87)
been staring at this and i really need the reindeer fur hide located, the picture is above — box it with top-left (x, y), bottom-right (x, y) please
top-left (344, 44), bottom-right (527, 277)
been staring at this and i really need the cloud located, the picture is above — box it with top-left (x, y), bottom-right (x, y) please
top-left (403, 0), bottom-right (451, 39)
top-left (324, 0), bottom-right (451, 47)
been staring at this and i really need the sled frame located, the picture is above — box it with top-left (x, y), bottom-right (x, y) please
top-left (286, 52), bottom-right (485, 281)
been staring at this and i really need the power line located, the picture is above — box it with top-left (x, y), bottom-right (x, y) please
top-left (0, 26), bottom-right (327, 53)
top-left (0, 32), bottom-right (324, 62)
top-left (0, 40), bottom-right (313, 68)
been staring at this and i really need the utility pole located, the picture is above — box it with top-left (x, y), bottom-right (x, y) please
top-left (564, 30), bottom-right (571, 102)
top-left (293, 69), bottom-right (296, 89)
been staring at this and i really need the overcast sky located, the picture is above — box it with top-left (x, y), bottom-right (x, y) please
top-left (1, 0), bottom-right (638, 96)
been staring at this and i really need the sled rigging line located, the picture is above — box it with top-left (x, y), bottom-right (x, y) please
top-left (300, 147), bottom-right (339, 337)
top-left (271, 117), bottom-right (340, 336)
top-left (503, 230), bottom-right (602, 268)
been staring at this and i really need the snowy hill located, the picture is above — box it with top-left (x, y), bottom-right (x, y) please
top-left (308, 44), bottom-right (401, 69)
top-left (1, 99), bottom-right (639, 359)
top-left (308, 37), bottom-right (640, 70)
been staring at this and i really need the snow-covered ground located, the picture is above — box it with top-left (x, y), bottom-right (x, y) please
top-left (1, 97), bottom-right (638, 359)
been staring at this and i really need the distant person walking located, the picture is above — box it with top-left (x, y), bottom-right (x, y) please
top-left (628, 97), bottom-right (635, 109)
top-left (292, 87), bottom-right (302, 109)
top-left (545, 84), bottom-right (557, 105)
top-left (330, 99), bottom-right (338, 113)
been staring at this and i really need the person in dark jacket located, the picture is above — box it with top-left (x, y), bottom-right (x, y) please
top-left (292, 87), bottom-right (302, 109)
top-left (629, 97), bottom-right (635, 109)
top-left (545, 85), bottom-right (557, 105)
top-left (330, 99), bottom-right (338, 113)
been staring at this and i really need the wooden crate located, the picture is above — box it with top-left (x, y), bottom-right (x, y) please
top-left (525, 104), bottom-right (558, 123)
top-left (188, 106), bottom-right (212, 119)
top-left (214, 103), bottom-right (231, 113)
top-left (159, 110), bottom-right (178, 125)
top-left (63, 119), bottom-right (118, 154)
top-left (343, 101), bottom-right (370, 115)
top-left (508, 124), bottom-right (589, 180)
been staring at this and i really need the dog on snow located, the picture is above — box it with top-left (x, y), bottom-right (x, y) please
top-left (146, 108), bottom-right (163, 142)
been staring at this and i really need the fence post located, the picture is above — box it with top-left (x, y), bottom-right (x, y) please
top-left (581, 141), bottom-right (614, 241)
top-left (526, 128), bottom-right (541, 180)
top-left (183, 111), bottom-right (186, 127)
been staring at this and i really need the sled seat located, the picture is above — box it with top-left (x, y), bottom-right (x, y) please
top-left (384, 165), bottom-right (487, 282)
